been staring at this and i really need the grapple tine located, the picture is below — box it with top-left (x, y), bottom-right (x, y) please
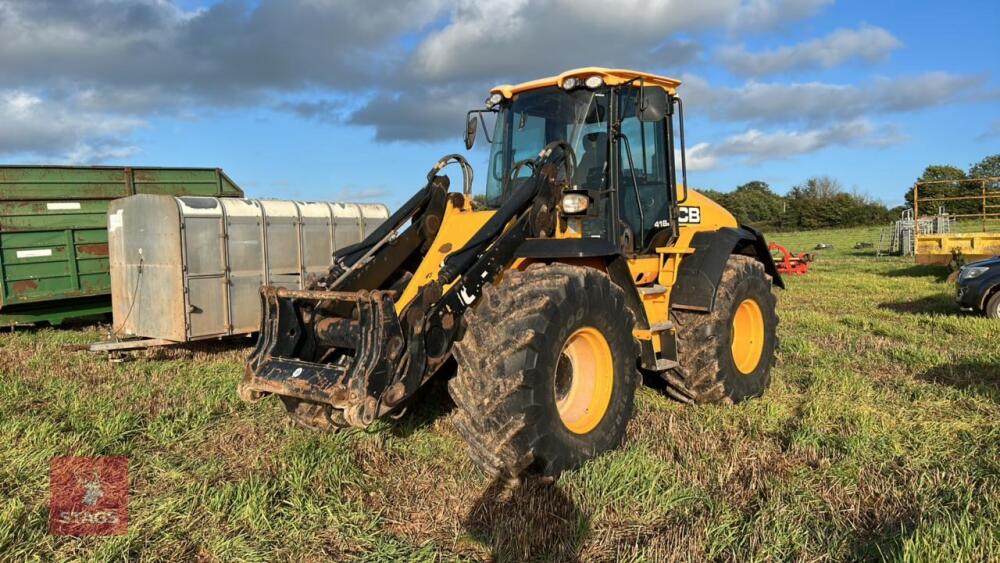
top-left (237, 286), bottom-right (406, 426)
top-left (247, 287), bottom-right (278, 370)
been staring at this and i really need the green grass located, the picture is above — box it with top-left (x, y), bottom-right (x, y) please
top-left (2, 224), bottom-right (998, 561)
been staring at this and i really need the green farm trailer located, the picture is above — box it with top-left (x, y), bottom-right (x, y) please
top-left (0, 166), bottom-right (244, 327)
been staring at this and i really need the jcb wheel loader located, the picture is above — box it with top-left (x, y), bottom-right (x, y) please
top-left (239, 68), bottom-right (783, 479)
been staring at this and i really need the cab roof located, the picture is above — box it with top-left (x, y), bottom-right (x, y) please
top-left (490, 67), bottom-right (682, 99)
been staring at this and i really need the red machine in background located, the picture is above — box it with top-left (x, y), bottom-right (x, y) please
top-left (769, 243), bottom-right (813, 275)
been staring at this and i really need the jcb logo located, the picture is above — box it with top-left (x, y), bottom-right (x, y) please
top-left (678, 206), bottom-right (701, 224)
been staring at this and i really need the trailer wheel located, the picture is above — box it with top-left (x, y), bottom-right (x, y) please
top-left (280, 397), bottom-right (349, 431)
top-left (668, 255), bottom-right (778, 404)
top-left (449, 264), bottom-right (639, 479)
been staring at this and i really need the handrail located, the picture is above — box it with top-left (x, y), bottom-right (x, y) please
top-left (913, 176), bottom-right (1000, 235)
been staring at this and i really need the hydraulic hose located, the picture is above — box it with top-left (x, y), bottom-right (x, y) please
top-left (427, 154), bottom-right (474, 197)
top-left (334, 184), bottom-right (430, 268)
top-left (439, 141), bottom-right (576, 284)
top-left (334, 154), bottom-right (473, 268)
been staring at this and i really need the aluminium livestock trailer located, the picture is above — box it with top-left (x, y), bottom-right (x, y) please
top-left (106, 195), bottom-right (388, 345)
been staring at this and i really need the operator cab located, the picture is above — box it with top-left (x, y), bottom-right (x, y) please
top-left (466, 67), bottom-right (687, 255)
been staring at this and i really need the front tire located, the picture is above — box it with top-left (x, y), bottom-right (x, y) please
top-left (668, 255), bottom-right (778, 404)
top-left (449, 264), bottom-right (639, 479)
top-left (986, 291), bottom-right (1000, 320)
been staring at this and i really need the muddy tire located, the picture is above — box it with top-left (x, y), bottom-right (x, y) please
top-left (280, 397), bottom-right (349, 431)
top-left (667, 255), bottom-right (778, 404)
top-left (449, 264), bottom-right (639, 479)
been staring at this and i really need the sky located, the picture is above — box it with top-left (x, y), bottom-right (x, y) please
top-left (0, 0), bottom-right (997, 208)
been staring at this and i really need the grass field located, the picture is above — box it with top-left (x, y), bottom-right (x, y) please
top-left (1, 225), bottom-right (998, 562)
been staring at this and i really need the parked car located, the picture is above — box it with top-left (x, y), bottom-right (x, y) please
top-left (956, 256), bottom-right (1000, 319)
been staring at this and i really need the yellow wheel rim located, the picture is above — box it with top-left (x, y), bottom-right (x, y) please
top-left (554, 327), bottom-right (614, 435)
top-left (731, 298), bottom-right (765, 374)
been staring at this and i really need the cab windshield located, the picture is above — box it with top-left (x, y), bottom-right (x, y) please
top-left (484, 87), bottom-right (610, 207)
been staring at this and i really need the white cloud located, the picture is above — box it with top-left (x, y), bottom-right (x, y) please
top-left (0, 0), bottom-right (988, 157)
top-left (681, 72), bottom-right (985, 126)
top-left (67, 143), bottom-right (142, 164)
top-left (717, 119), bottom-right (902, 159)
top-left (408, 0), bottom-right (824, 85)
top-left (682, 143), bottom-right (719, 171)
top-left (0, 90), bottom-right (144, 163)
top-left (0, 0), bottom-right (450, 99)
top-left (718, 24), bottom-right (902, 76)
top-left (0, 0), bottom-right (450, 156)
top-left (347, 85), bottom-right (485, 143)
top-left (688, 119), bottom-right (904, 169)
top-left (730, 0), bottom-right (833, 31)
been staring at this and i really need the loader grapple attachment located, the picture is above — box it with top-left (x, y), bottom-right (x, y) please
top-left (238, 286), bottom-right (407, 427)
top-left (239, 148), bottom-right (564, 431)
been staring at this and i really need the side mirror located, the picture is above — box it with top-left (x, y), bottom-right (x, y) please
top-left (464, 113), bottom-right (478, 150)
top-left (637, 87), bottom-right (668, 122)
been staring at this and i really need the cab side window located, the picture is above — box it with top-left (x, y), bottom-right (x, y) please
top-left (617, 92), bottom-right (670, 251)
top-left (511, 113), bottom-right (546, 179)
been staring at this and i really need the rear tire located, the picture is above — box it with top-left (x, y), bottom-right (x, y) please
top-left (449, 264), bottom-right (639, 479)
top-left (668, 255), bottom-right (778, 404)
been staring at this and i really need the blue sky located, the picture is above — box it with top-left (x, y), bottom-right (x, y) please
top-left (0, 0), bottom-right (997, 208)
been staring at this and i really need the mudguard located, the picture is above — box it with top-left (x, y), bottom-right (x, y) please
top-left (671, 226), bottom-right (784, 312)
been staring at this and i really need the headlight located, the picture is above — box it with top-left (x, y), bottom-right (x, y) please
top-left (959, 266), bottom-right (988, 280)
top-left (561, 193), bottom-right (589, 214)
top-left (486, 92), bottom-right (503, 107)
top-left (584, 75), bottom-right (604, 89)
top-left (562, 77), bottom-right (578, 90)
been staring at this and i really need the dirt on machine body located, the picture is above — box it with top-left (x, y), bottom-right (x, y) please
top-left (239, 67), bottom-right (784, 479)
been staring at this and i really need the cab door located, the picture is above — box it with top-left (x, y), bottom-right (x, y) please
top-left (615, 88), bottom-right (673, 254)
top-left (614, 87), bottom-right (678, 364)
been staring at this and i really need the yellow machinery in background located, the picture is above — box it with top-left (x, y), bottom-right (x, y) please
top-left (913, 177), bottom-right (1000, 266)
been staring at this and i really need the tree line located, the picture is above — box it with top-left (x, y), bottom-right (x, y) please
top-left (702, 153), bottom-right (1000, 231)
